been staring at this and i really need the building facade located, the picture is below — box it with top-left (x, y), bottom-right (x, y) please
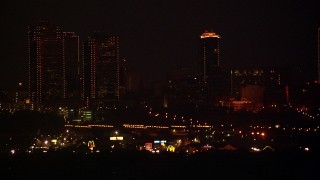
top-left (28, 22), bottom-right (64, 106)
top-left (82, 32), bottom-right (120, 107)
top-left (199, 30), bottom-right (223, 106)
top-left (200, 30), bottom-right (220, 84)
top-left (63, 32), bottom-right (80, 100)
top-left (318, 28), bottom-right (320, 84)
top-left (230, 68), bottom-right (287, 107)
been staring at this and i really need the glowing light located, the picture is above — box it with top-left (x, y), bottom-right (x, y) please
top-left (145, 143), bottom-right (153, 151)
top-left (88, 140), bottom-right (95, 150)
top-left (171, 125), bottom-right (186, 128)
top-left (200, 31), bottom-right (220, 39)
top-left (167, 145), bottom-right (175, 152)
top-left (251, 147), bottom-right (261, 152)
top-left (262, 146), bottom-right (274, 151)
top-left (110, 137), bottom-right (123, 140)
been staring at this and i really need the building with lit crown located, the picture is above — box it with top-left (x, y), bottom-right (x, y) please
top-left (199, 30), bottom-right (224, 106)
top-left (200, 30), bottom-right (220, 84)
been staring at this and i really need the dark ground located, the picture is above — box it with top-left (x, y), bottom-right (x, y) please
top-left (1, 151), bottom-right (319, 179)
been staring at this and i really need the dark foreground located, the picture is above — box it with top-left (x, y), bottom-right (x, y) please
top-left (1, 151), bottom-right (319, 179)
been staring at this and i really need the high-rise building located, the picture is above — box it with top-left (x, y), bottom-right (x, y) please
top-left (199, 30), bottom-right (223, 106)
top-left (82, 32), bottom-right (120, 107)
top-left (200, 30), bottom-right (220, 84)
top-left (28, 22), bottom-right (64, 106)
top-left (119, 59), bottom-right (127, 97)
top-left (63, 32), bottom-right (80, 100)
top-left (318, 28), bottom-right (320, 83)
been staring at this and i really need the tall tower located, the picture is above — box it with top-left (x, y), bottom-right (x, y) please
top-left (318, 28), bottom-right (320, 83)
top-left (199, 30), bottom-right (222, 106)
top-left (200, 30), bottom-right (220, 84)
top-left (63, 32), bottom-right (80, 100)
top-left (82, 32), bottom-right (120, 107)
top-left (28, 22), bottom-right (64, 106)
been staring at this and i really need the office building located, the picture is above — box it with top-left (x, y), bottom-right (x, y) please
top-left (200, 30), bottom-right (220, 84)
top-left (82, 32), bottom-right (120, 107)
top-left (63, 32), bottom-right (80, 100)
top-left (199, 30), bottom-right (224, 106)
top-left (318, 28), bottom-right (320, 83)
top-left (28, 22), bottom-right (64, 106)
top-left (230, 68), bottom-right (287, 107)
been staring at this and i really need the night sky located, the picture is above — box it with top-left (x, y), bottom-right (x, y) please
top-left (1, 0), bottom-right (320, 90)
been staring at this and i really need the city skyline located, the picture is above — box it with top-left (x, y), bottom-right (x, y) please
top-left (2, 1), bottom-right (320, 179)
top-left (16, 22), bottom-right (294, 111)
top-left (1, 0), bottom-right (320, 91)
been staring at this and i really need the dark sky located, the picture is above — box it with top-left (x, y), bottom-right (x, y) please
top-left (1, 0), bottom-right (320, 90)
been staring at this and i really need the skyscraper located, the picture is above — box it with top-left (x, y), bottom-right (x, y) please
top-left (82, 32), bottom-right (120, 107)
top-left (63, 32), bottom-right (80, 100)
top-left (199, 30), bottom-right (222, 106)
top-left (28, 22), bottom-right (64, 106)
top-left (200, 30), bottom-right (220, 84)
top-left (318, 28), bottom-right (320, 83)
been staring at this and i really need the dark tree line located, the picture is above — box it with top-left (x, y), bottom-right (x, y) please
top-left (0, 110), bottom-right (64, 135)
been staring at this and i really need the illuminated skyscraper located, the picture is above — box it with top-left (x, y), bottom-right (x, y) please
top-left (200, 30), bottom-right (220, 83)
top-left (318, 28), bottom-right (320, 83)
top-left (63, 32), bottom-right (80, 100)
top-left (82, 32), bottom-right (120, 107)
top-left (28, 22), bottom-right (64, 105)
top-left (199, 30), bottom-right (223, 105)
